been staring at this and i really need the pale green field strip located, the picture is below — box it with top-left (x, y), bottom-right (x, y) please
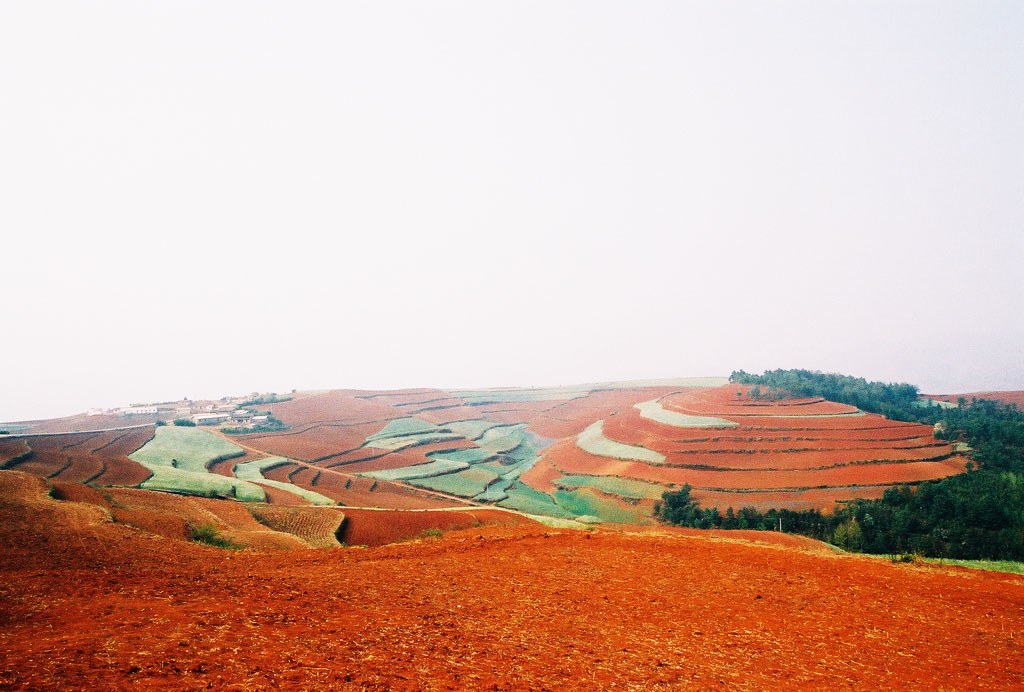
top-left (360, 459), bottom-right (470, 481)
top-left (426, 448), bottom-right (496, 464)
top-left (446, 420), bottom-right (500, 440)
top-left (367, 432), bottom-right (464, 451)
top-left (497, 481), bottom-right (575, 519)
top-left (635, 399), bottom-right (738, 428)
top-left (577, 420), bottom-right (666, 464)
top-left (233, 458), bottom-right (336, 506)
top-left (474, 479), bottom-right (513, 502)
top-left (136, 465), bottom-right (267, 502)
top-left (555, 474), bottom-right (665, 500)
top-left (913, 398), bottom-right (958, 409)
top-left (129, 426), bottom-right (266, 501)
top-left (408, 466), bottom-right (501, 497)
top-left (477, 424), bottom-right (528, 454)
top-left (552, 488), bottom-right (652, 524)
top-left (367, 417), bottom-right (438, 440)
top-left (130, 426), bottom-right (245, 473)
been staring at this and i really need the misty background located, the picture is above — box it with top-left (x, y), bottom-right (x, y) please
top-left (2, 1), bottom-right (1022, 422)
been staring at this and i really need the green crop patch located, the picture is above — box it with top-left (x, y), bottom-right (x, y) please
top-left (137, 465), bottom-right (266, 502)
top-left (130, 426), bottom-right (245, 473)
top-left (408, 466), bottom-right (500, 497)
top-left (477, 424), bottom-right (528, 454)
top-left (474, 478), bottom-right (513, 502)
top-left (553, 488), bottom-right (651, 524)
top-left (634, 399), bottom-right (739, 428)
top-left (426, 448), bottom-right (495, 464)
top-left (498, 481), bottom-right (575, 519)
top-left (129, 426), bottom-right (264, 500)
top-left (577, 420), bottom-right (666, 463)
top-left (360, 459), bottom-right (470, 481)
top-left (555, 474), bottom-right (665, 499)
top-left (234, 458), bottom-right (336, 506)
top-left (367, 432), bottom-right (463, 451)
top-left (368, 417), bottom-right (439, 440)
top-left (446, 420), bottom-right (499, 440)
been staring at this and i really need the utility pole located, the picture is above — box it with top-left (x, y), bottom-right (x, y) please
top-left (779, 517), bottom-right (783, 533)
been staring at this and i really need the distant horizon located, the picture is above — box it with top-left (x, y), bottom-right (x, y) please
top-left (4, 370), bottom-right (1022, 424)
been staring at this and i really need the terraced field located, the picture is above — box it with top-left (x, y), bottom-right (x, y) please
top-left (0, 378), bottom-right (970, 523)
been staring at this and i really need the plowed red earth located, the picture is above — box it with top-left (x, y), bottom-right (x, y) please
top-left (1, 470), bottom-right (1022, 691)
top-left (4, 429), bottom-right (154, 487)
top-left (338, 507), bottom-right (537, 547)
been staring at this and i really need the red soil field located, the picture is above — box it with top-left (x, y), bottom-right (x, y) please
top-left (241, 421), bottom-right (386, 461)
top-left (338, 507), bottom-right (538, 547)
top-left (255, 483), bottom-right (313, 506)
top-left (248, 505), bottom-right (347, 548)
top-left (519, 455), bottom-right (562, 493)
top-left (251, 390), bottom-right (403, 426)
top-left (3, 429), bottom-right (155, 487)
top-left (308, 470), bottom-right (462, 509)
top-left (544, 439), bottom-right (967, 491)
top-left (927, 390), bottom-right (1024, 408)
top-left (333, 439), bottom-right (479, 474)
top-left (417, 405), bottom-right (495, 425)
top-left (0, 438), bottom-right (32, 466)
top-left (261, 461), bottom-right (299, 482)
top-left (2, 470), bottom-right (1022, 691)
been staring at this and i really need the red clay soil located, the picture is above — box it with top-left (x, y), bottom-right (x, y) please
top-left (928, 390), bottom-right (1024, 408)
top-left (254, 483), bottom-right (312, 506)
top-left (308, 470), bottom-right (463, 509)
top-left (337, 507), bottom-right (538, 547)
top-left (520, 455), bottom-right (563, 493)
top-left (5, 429), bottom-right (154, 487)
top-left (0, 438), bottom-right (32, 466)
top-left (248, 505), bottom-right (347, 548)
top-left (1, 470), bottom-right (1022, 691)
top-left (689, 485), bottom-right (901, 512)
top-left (241, 421), bottom-right (386, 461)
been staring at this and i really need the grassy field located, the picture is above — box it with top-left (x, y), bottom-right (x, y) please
top-left (130, 426), bottom-right (244, 473)
top-left (577, 420), bottom-right (666, 463)
top-left (129, 427), bottom-right (265, 501)
top-left (477, 424), bottom-right (528, 454)
top-left (446, 420), bottom-right (499, 440)
top-left (555, 474), bottom-right (665, 500)
top-left (361, 459), bottom-right (469, 481)
top-left (233, 458), bottom-right (336, 506)
top-left (367, 418), bottom-right (438, 440)
top-left (498, 481), bottom-right (575, 519)
top-left (552, 488), bottom-right (652, 524)
top-left (426, 448), bottom-right (495, 464)
top-left (408, 466), bottom-right (500, 497)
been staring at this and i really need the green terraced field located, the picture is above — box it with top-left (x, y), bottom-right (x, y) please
top-left (367, 417), bottom-right (438, 440)
top-left (137, 464), bottom-right (266, 502)
top-left (130, 426), bottom-right (245, 473)
top-left (233, 458), bottom-right (336, 506)
top-left (446, 420), bottom-right (499, 440)
top-left (552, 488), bottom-right (652, 524)
top-left (497, 481), bottom-right (575, 519)
top-left (554, 474), bottom-right (665, 500)
top-left (477, 424), bottom-right (528, 454)
top-left (408, 466), bottom-right (500, 497)
top-left (129, 427), bottom-right (265, 500)
top-left (577, 420), bottom-right (666, 463)
top-left (426, 448), bottom-right (495, 464)
top-left (360, 459), bottom-right (469, 481)
top-left (634, 399), bottom-right (738, 428)
top-left (366, 432), bottom-right (463, 451)
top-left (474, 479), bottom-right (513, 502)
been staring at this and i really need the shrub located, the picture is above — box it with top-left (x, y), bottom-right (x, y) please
top-left (173, 418), bottom-right (196, 427)
top-left (188, 523), bottom-right (241, 549)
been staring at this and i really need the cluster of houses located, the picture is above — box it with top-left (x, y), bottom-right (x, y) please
top-left (88, 395), bottom-right (275, 430)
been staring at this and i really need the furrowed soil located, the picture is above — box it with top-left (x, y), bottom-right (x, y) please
top-left (1, 469), bottom-right (1022, 691)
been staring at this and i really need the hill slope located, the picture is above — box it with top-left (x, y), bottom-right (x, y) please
top-left (1, 469), bottom-right (1021, 691)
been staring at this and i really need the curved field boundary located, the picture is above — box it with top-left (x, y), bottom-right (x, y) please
top-left (234, 458), bottom-right (336, 506)
top-left (577, 420), bottom-right (665, 464)
top-left (361, 459), bottom-right (470, 482)
top-left (248, 505), bottom-right (347, 548)
top-left (635, 399), bottom-right (737, 428)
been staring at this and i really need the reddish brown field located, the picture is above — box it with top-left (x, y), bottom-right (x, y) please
top-left (248, 505), bottom-right (347, 548)
top-left (927, 390), bottom-right (1024, 408)
top-left (307, 470), bottom-right (463, 509)
top-left (2, 429), bottom-right (154, 488)
top-left (337, 507), bottom-right (539, 547)
top-left (241, 421), bottom-right (387, 461)
top-left (1, 469), bottom-right (1022, 691)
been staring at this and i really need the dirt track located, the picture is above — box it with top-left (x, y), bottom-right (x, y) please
top-left (1, 470), bottom-right (1022, 691)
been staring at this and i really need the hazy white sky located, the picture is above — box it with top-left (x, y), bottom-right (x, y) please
top-left (2, 1), bottom-right (1022, 421)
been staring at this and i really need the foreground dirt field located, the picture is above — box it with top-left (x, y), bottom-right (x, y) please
top-left (1, 471), bottom-right (1022, 691)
